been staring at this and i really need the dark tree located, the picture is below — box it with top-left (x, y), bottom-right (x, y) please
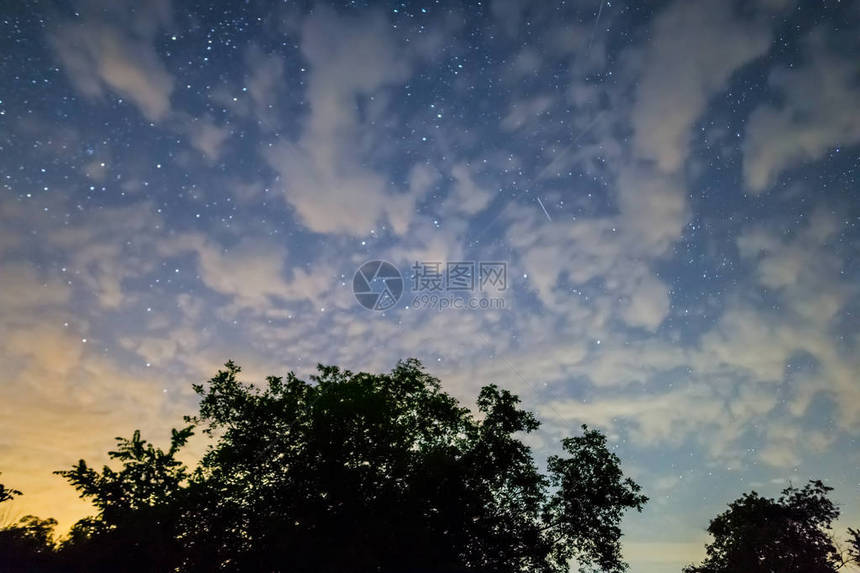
top-left (0, 515), bottom-right (58, 572)
top-left (0, 473), bottom-right (22, 504)
top-left (848, 528), bottom-right (860, 564)
top-left (55, 426), bottom-right (194, 572)
top-left (684, 480), bottom-right (860, 573)
top-left (49, 359), bottom-right (646, 572)
top-left (0, 474), bottom-right (57, 572)
top-left (544, 430), bottom-right (650, 571)
top-left (180, 359), bottom-right (647, 572)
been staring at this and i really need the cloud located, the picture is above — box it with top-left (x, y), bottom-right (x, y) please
top-left (0, 263), bottom-right (70, 311)
top-left (515, 1), bottom-right (763, 337)
top-left (499, 205), bottom-right (858, 469)
top-left (186, 117), bottom-right (230, 161)
top-left (49, 0), bottom-right (175, 122)
top-left (0, 197), bottom-right (164, 311)
top-left (265, 142), bottom-right (396, 235)
top-left (614, 165), bottom-right (688, 255)
top-left (620, 272), bottom-right (671, 331)
top-left (49, 0), bottom-right (237, 161)
top-left (685, 210), bottom-right (858, 435)
top-left (743, 28), bottom-right (860, 192)
top-left (263, 7), bottom-right (420, 236)
top-left (506, 48), bottom-right (542, 81)
top-left (504, 164), bottom-right (685, 331)
top-left (540, 385), bottom-right (726, 446)
top-left (501, 95), bottom-right (554, 131)
top-left (444, 163), bottom-right (493, 216)
top-left (157, 233), bottom-right (337, 314)
top-left (193, 241), bottom-right (293, 308)
top-left (490, 0), bottom-right (527, 38)
top-left (46, 203), bottom-right (165, 308)
top-left (737, 208), bottom-right (849, 324)
top-left (246, 47), bottom-right (286, 129)
top-left (407, 164), bottom-right (441, 198)
top-left (632, 0), bottom-right (770, 172)
top-left (728, 211), bottom-right (858, 427)
top-left (511, 0), bottom-right (770, 340)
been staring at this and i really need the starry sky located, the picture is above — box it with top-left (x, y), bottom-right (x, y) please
top-left (1, 0), bottom-right (859, 571)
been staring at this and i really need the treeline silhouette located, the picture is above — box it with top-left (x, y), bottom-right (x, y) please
top-left (0, 359), bottom-right (857, 573)
top-left (683, 480), bottom-right (860, 572)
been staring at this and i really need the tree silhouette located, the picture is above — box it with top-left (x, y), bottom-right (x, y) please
top-left (55, 426), bottom-right (193, 572)
top-left (175, 359), bottom-right (647, 573)
top-left (0, 515), bottom-right (58, 572)
top-left (49, 359), bottom-right (646, 572)
top-left (0, 473), bottom-right (22, 504)
top-left (8, 360), bottom-right (860, 572)
top-left (848, 528), bottom-right (860, 564)
top-left (684, 480), bottom-right (860, 573)
top-left (0, 474), bottom-right (57, 572)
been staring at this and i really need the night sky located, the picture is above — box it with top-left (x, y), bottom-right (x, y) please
top-left (1, 0), bottom-right (859, 571)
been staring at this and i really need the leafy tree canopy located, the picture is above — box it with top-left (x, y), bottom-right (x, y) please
top-left (684, 480), bottom-right (860, 573)
top-left (56, 358), bottom-right (647, 573)
top-left (0, 475), bottom-right (58, 573)
top-left (53, 426), bottom-right (194, 571)
top-left (0, 473), bottom-right (22, 505)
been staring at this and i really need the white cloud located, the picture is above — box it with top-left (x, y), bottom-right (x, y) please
top-left (157, 233), bottom-right (340, 314)
top-left (186, 117), bottom-right (230, 161)
top-left (539, 384), bottom-right (726, 446)
top-left (49, 0), bottom-right (175, 122)
top-left (39, 202), bottom-right (164, 309)
top-left (504, 165), bottom-right (684, 331)
top-left (614, 165), bottom-right (688, 255)
top-left (632, 0), bottom-right (770, 172)
top-left (621, 272), bottom-right (671, 331)
top-left (49, 0), bottom-right (240, 161)
top-left (501, 95), bottom-right (554, 131)
top-left (246, 47), bottom-right (286, 129)
top-left (506, 48), bottom-right (541, 81)
top-left (444, 163), bottom-right (493, 216)
top-left (263, 7), bottom-right (420, 236)
top-left (737, 209), bottom-right (848, 324)
top-left (499, 207), bottom-right (858, 467)
top-left (743, 28), bottom-right (860, 192)
top-left (0, 262), bottom-right (70, 311)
